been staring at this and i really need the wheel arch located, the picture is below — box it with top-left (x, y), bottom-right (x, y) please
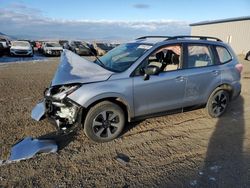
top-left (206, 83), bottom-right (234, 102)
top-left (81, 96), bottom-right (132, 125)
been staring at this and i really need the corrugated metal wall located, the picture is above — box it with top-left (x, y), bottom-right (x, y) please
top-left (191, 20), bottom-right (250, 54)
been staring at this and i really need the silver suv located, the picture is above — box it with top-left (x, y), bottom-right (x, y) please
top-left (32, 36), bottom-right (242, 142)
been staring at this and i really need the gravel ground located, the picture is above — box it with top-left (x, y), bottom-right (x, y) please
top-left (0, 56), bottom-right (249, 187)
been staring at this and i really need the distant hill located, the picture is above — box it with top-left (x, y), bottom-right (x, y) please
top-left (0, 32), bottom-right (7, 36)
top-left (0, 32), bottom-right (15, 40)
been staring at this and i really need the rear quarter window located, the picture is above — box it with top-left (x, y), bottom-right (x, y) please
top-left (216, 46), bottom-right (232, 63)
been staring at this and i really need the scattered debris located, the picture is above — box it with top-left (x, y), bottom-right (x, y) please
top-left (208, 176), bottom-right (216, 182)
top-left (23, 97), bottom-right (33, 101)
top-left (115, 153), bottom-right (130, 165)
top-left (190, 180), bottom-right (198, 186)
top-left (198, 171), bottom-right (204, 176)
top-left (209, 165), bottom-right (221, 173)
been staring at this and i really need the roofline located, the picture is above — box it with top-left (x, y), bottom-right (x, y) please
top-left (190, 16), bottom-right (250, 26)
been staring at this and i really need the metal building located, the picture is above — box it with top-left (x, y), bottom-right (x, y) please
top-left (190, 16), bottom-right (250, 54)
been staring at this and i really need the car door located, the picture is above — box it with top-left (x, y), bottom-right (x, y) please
top-left (132, 44), bottom-right (186, 117)
top-left (182, 43), bottom-right (222, 107)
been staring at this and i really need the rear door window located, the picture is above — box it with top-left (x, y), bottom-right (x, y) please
top-left (186, 45), bottom-right (214, 68)
top-left (216, 46), bottom-right (232, 63)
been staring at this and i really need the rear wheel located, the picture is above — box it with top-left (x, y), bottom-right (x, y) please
top-left (206, 89), bottom-right (229, 118)
top-left (84, 101), bottom-right (125, 142)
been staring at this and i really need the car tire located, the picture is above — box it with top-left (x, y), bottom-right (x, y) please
top-left (206, 89), bottom-right (229, 118)
top-left (84, 101), bottom-right (125, 142)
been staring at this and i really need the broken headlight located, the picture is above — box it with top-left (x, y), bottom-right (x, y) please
top-left (45, 84), bottom-right (80, 100)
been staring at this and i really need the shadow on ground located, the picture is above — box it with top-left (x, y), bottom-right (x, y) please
top-left (197, 96), bottom-right (246, 187)
top-left (38, 130), bottom-right (78, 151)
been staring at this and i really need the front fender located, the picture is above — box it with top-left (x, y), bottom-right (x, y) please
top-left (67, 79), bottom-right (134, 118)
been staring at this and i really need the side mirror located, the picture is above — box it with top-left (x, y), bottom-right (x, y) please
top-left (143, 65), bottom-right (160, 80)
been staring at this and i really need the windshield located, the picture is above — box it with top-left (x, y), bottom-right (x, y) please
top-left (46, 43), bottom-right (61, 47)
top-left (11, 41), bottom-right (30, 47)
top-left (97, 43), bottom-right (152, 72)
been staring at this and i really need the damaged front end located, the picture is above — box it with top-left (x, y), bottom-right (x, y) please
top-left (32, 84), bottom-right (82, 131)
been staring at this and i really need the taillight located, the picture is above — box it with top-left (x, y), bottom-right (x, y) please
top-left (235, 63), bottom-right (243, 74)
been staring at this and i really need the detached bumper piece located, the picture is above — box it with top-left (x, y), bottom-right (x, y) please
top-left (31, 100), bottom-right (46, 121)
top-left (8, 137), bottom-right (58, 162)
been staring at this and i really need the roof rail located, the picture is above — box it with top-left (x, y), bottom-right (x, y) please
top-left (136, 36), bottom-right (171, 40)
top-left (166, 35), bottom-right (222, 42)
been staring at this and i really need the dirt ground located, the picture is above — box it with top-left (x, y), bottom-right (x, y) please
top-left (0, 56), bottom-right (250, 187)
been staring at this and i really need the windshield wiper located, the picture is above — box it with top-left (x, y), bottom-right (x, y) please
top-left (85, 44), bottom-right (106, 68)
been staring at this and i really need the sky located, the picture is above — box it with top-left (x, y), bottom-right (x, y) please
top-left (0, 0), bottom-right (249, 41)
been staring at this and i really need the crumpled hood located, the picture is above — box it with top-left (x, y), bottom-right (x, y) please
top-left (51, 50), bottom-right (113, 86)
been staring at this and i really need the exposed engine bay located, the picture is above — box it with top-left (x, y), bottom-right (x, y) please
top-left (43, 84), bottom-right (81, 130)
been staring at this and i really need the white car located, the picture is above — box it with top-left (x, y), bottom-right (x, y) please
top-left (10, 41), bottom-right (33, 56)
top-left (42, 42), bottom-right (63, 56)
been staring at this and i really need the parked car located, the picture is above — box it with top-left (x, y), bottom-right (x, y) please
top-left (93, 42), bottom-right (115, 56)
top-left (59, 40), bottom-right (68, 47)
top-left (64, 41), bottom-right (94, 56)
top-left (31, 35), bottom-right (242, 142)
top-left (245, 51), bottom-right (250, 61)
top-left (42, 42), bottom-right (63, 56)
top-left (10, 40), bottom-right (33, 56)
top-left (0, 42), bottom-right (4, 56)
top-left (0, 37), bottom-right (10, 56)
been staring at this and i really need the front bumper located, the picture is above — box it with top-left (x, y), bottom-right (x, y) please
top-left (31, 100), bottom-right (46, 121)
top-left (45, 50), bottom-right (62, 56)
top-left (31, 97), bottom-right (82, 130)
top-left (10, 50), bottom-right (33, 56)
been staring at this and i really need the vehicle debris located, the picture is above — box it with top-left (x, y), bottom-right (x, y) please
top-left (0, 130), bottom-right (77, 165)
top-left (8, 137), bottom-right (58, 162)
top-left (209, 165), bottom-right (221, 173)
top-left (190, 180), bottom-right (198, 186)
top-left (115, 153), bottom-right (130, 165)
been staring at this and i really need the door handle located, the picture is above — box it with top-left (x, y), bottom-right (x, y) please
top-left (175, 76), bottom-right (185, 82)
top-left (212, 70), bottom-right (220, 75)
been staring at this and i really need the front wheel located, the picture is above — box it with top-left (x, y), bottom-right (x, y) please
top-left (206, 89), bottom-right (229, 118)
top-left (84, 101), bottom-right (125, 142)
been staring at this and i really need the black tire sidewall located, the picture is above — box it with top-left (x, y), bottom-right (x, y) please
top-left (247, 54), bottom-right (250, 61)
top-left (206, 89), bottom-right (229, 118)
top-left (84, 101), bottom-right (125, 142)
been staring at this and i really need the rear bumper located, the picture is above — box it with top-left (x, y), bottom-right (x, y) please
top-left (231, 81), bottom-right (241, 100)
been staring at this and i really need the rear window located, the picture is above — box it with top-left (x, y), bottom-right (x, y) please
top-left (216, 46), bottom-right (232, 63)
top-left (187, 45), bottom-right (214, 68)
